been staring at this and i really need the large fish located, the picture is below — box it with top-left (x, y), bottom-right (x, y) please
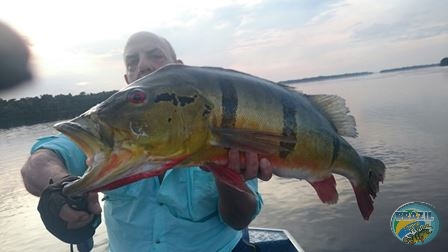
top-left (55, 64), bottom-right (385, 220)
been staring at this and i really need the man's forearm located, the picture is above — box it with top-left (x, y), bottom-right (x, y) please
top-left (216, 179), bottom-right (257, 230)
top-left (21, 149), bottom-right (69, 196)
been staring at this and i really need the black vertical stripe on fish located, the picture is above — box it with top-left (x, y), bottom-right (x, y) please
top-left (330, 137), bottom-right (340, 167)
top-left (219, 80), bottom-right (238, 128)
top-left (280, 97), bottom-right (297, 158)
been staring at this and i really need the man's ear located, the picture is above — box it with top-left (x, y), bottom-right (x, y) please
top-left (124, 74), bottom-right (130, 84)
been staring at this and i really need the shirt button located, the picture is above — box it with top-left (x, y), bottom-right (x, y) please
top-left (155, 240), bottom-right (161, 244)
top-left (158, 202), bottom-right (163, 206)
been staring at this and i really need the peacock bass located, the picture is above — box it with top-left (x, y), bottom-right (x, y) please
top-left (55, 64), bottom-right (386, 220)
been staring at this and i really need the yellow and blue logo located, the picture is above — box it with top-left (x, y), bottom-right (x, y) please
top-left (391, 201), bottom-right (440, 245)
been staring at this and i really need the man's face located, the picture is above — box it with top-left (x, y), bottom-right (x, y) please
top-left (124, 36), bottom-right (176, 84)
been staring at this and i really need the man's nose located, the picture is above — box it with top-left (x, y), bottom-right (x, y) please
top-left (137, 56), bottom-right (155, 74)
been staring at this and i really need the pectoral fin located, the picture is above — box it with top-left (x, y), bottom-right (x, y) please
top-left (203, 163), bottom-right (247, 192)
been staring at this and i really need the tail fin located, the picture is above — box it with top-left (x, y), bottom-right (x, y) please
top-left (364, 157), bottom-right (386, 197)
top-left (352, 156), bottom-right (386, 220)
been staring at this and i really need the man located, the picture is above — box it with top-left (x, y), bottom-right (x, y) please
top-left (21, 31), bottom-right (272, 251)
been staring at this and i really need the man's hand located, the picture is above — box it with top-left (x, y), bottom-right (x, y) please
top-left (227, 149), bottom-right (273, 181)
top-left (210, 149), bottom-right (273, 230)
top-left (60, 192), bottom-right (102, 229)
top-left (38, 176), bottom-right (102, 244)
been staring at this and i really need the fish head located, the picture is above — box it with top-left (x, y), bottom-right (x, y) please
top-left (54, 65), bottom-right (214, 196)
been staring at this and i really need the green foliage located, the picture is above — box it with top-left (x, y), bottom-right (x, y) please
top-left (0, 91), bottom-right (116, 129)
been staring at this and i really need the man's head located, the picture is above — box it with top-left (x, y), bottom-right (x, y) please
top-left (123, 32), bottom-right (181, 84)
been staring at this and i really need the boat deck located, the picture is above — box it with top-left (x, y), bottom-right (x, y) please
top-left (248, 227), bottom-right (305, 252)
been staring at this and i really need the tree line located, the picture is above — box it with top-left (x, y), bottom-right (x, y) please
top-left (0, 91), bottom-right (117, 129)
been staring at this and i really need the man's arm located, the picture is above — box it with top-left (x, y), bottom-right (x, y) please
top-left (21, 149), bottom-right (70, 196)
top-left (216, 179), bottom-right (257, 230)
top-left (21, 148), bottom-right (101, 229)
top-left (216, 150), bottom-right (272, 230)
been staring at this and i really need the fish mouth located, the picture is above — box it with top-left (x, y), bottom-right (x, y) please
top-left (54, 119), bottom-right (107, 159)
top-left (54, 118), bottom-right (187, 196)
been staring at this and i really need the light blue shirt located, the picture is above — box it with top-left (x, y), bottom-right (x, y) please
top-left (32, 135), bottom-right (263, 252)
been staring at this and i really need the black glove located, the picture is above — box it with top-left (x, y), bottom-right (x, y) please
top-left (37, 175), bottom-right (101, 244)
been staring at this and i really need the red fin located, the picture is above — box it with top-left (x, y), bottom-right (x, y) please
top-left (309, 175), bottom-right (338, 204)
top-left (204, 163), bottom-right (246, 192)
top-left (352, 183), bottom-right (374, 220)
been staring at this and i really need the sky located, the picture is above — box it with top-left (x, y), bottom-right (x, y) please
top-left (1, 0), bottom-right (447, 100)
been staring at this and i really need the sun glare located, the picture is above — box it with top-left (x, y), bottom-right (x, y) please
top-left (2, 0), bottom-right (253, 80)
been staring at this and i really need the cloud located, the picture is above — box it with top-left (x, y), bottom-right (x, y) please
top-left (156, 1), bottom-right (346, 77)
top-left (351, 0), bottom-right (448, 42)
top-left (75, 81), bottom-right (89, 86)
top-left (223, 0), bottom-right (448, 78)
top-left (2, 0), bottom-right (447, 99)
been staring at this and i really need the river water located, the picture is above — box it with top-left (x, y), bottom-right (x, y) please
top-left (1, 67), bottom-right (447, 251)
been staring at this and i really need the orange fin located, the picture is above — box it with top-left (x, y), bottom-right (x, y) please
top-left (204, 163), bottom-right (246, 192)
top-left (352, 183), bottom-right (374, 220)
top-left (211, 127), bottom-right (296, 154)
top-left (309, 175), bottom-right (338, 204)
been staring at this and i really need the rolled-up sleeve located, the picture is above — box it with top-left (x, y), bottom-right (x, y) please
top-left (31, 134), bottom-right (87, 176)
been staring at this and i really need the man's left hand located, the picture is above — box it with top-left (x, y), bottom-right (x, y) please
top-left (227, 149), bottom-right (273, 181)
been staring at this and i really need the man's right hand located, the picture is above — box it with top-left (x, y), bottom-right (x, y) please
top-left (38, 175), bottom-right (102, 244)
top-left (60, 192), bottom-right (102, 229)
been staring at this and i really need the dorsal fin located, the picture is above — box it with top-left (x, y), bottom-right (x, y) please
top-left (307, 94), bottom-right (358, 138)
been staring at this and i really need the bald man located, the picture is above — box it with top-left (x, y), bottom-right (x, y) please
top-left (21, 31), bottom-right (271, 252)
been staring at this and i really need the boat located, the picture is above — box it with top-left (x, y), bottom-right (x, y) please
top-left (74, 227), bottom-right (305, 251)
top-left (247, 227), bottom-right (305, 252)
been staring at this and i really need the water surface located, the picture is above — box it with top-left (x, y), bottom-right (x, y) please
top-left (252, 67), bottom-right (448, 252)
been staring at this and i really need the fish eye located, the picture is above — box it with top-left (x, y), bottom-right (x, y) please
top-left (127, 89), bottom-right (146, 104)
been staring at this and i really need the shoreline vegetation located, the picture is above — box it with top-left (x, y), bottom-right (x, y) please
top-left (0, 91), bottom-right (116, 129)
top-left (278, 71), bottom-right (374, 84)
top-left (280, 61), bottom-right (446, 84)
top-left (1, 60), bottom-right (447, 129)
